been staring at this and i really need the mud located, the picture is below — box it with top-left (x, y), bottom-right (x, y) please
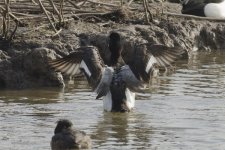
top-left (0, 2), bottom-right (224, 89)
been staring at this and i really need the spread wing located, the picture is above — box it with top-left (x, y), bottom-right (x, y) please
top-left (148, 44), bottom-right (185, 67)
top-left (48, 50), bottom-right (84, 76)
top-left (127, 44), bottom-right (185, 82)
top-left (48, 46), bottom-right (105, 90)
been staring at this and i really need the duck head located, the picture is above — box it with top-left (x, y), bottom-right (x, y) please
top-left (108, 31), bottom-right (123, 66)
top-left (54, 119), bottom-right (73, 134)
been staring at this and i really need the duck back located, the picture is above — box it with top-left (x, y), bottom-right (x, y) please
top-left (110, 68), bottom-right (127, 112)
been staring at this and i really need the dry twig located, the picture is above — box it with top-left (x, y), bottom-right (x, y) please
top-left (143, 0), bottom-right (153, 23)
top-left (37, 0), bottom-right (58, 33)
top-left (164, 12), bottom-right (225, 22)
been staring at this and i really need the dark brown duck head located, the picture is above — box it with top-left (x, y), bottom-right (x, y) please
top-left (54, 119), bottom-right (73, 134)
top-left (108, 31), bottom-right (123, 66)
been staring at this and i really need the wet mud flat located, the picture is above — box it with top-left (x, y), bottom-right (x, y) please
top-left (0, 1), bottom-right (225, 89)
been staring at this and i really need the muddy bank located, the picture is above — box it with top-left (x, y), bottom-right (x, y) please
top-left (0, 2), bottom-right (225, 89)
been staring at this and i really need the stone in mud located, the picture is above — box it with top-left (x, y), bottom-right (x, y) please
top-left (0, 47), bottom-right (64, 89)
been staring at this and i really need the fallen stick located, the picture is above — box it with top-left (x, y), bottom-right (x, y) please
top-left (52, 28), bottom-right (62, 37)
top-left (37, 0), bottom-right (58, 33)
top-left (48, 0), bottom-right (62, 20)
top-left (164, 12), bottom-right (225, 22)
top-left (0, 6), bottom-right (23, 25)
top-left (66, 0), bottom-right (80, 9)
top-left (86, 0), bottom-right (118, 7)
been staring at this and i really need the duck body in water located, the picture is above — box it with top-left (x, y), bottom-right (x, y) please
top-left (180, 0), bottom-right (225, 18)
top-left (48, 31), bottom-right (184, 112)
top-left (51, 119), bottom-right (92, 150)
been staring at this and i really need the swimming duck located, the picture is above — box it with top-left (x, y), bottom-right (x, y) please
top-left (48, 31), bottom-right (184, 112)
top-left (180, 0), bottom-right (225, 18)
top-left (51, 119), bottom-right (92, 150)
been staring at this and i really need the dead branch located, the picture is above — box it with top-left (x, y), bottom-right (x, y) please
top-left (59, 0), bottom-right (65, 23)
top-left (37, 0), bottom-right (58, 33)
top-left (86, 0), bottom-right (118, 7)
top-left (0, 6), bottom-right (22, 26)
top-left (164, 12), bottom-right (225, 22)
top-left (8, 21), bottom-right (18, 41)
top-left (66, 0), bottom-right (80, 9)
top-left (48, 0), bottom-right (62, 21)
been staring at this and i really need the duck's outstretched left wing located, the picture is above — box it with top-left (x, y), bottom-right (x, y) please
top-left (148, 44), bottom-right (185, 68)
top-left (48, 46), bottom-right (106, 91)
top-left (127, 43), bottom-right (185, 82)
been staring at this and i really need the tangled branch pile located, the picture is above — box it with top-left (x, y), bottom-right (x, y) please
top-left (0, 0), bottom-right (146, 40)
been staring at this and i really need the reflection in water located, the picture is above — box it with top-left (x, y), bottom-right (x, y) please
top-left (91, 112), bottom-right (153, 149)
top-left (0, 88), bottom-right (65, 104)
top-left (0, 51), bottom-right (225, 149)
top-left (147, 51), bottom-right (225, 99)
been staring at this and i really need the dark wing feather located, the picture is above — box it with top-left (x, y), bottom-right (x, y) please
top-left (48, 46), bottom-right (105, 89)
top-left (48, 50), bottom-right (84, 76)
top-left (148, 44), bottom-right (185, 67)
top-left (119, 65), bottom-right (144, 93)
top-left (127, 43), bottom-right (157, 82)
top-left (127, 44), bottom-right (185, 82)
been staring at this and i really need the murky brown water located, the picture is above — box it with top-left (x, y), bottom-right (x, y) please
top-left (1, 51), bottom-right (225, 150)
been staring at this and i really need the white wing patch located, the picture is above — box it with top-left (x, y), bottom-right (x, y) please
top-left (80, 60), bottom-right (91, 77)
top-left (145, 56), bottom-right (157, 73)
top-left (125, 88), bottom-right (135, 110)
top-left (103, 91), bottom-right (112, 112)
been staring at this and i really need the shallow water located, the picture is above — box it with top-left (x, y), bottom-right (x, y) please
top-left (1, 51), bottom-right (225, 150)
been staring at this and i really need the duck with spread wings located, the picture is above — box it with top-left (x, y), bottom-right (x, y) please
top-left (48, 31), bottom-right (184, 112)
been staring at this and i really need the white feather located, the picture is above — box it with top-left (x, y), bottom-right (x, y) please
top-left (80, 60), bottom-right (91, 77)
top-left (145, 56), bottom-right (157, 73)
top-left (125, 88), bottom-right (135, 110)
top-left (103, 91), bottom-right (112, 112)
top-left (204, 1), bottom-right (225, 18)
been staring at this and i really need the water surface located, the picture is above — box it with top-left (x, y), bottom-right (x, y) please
top-left (0, 51), bottom-right (225, 150)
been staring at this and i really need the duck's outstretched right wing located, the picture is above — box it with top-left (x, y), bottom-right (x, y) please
top-left (48, 46), bottom-right (107, 92)
top-left (48, 50), bottom-right (84, 76)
